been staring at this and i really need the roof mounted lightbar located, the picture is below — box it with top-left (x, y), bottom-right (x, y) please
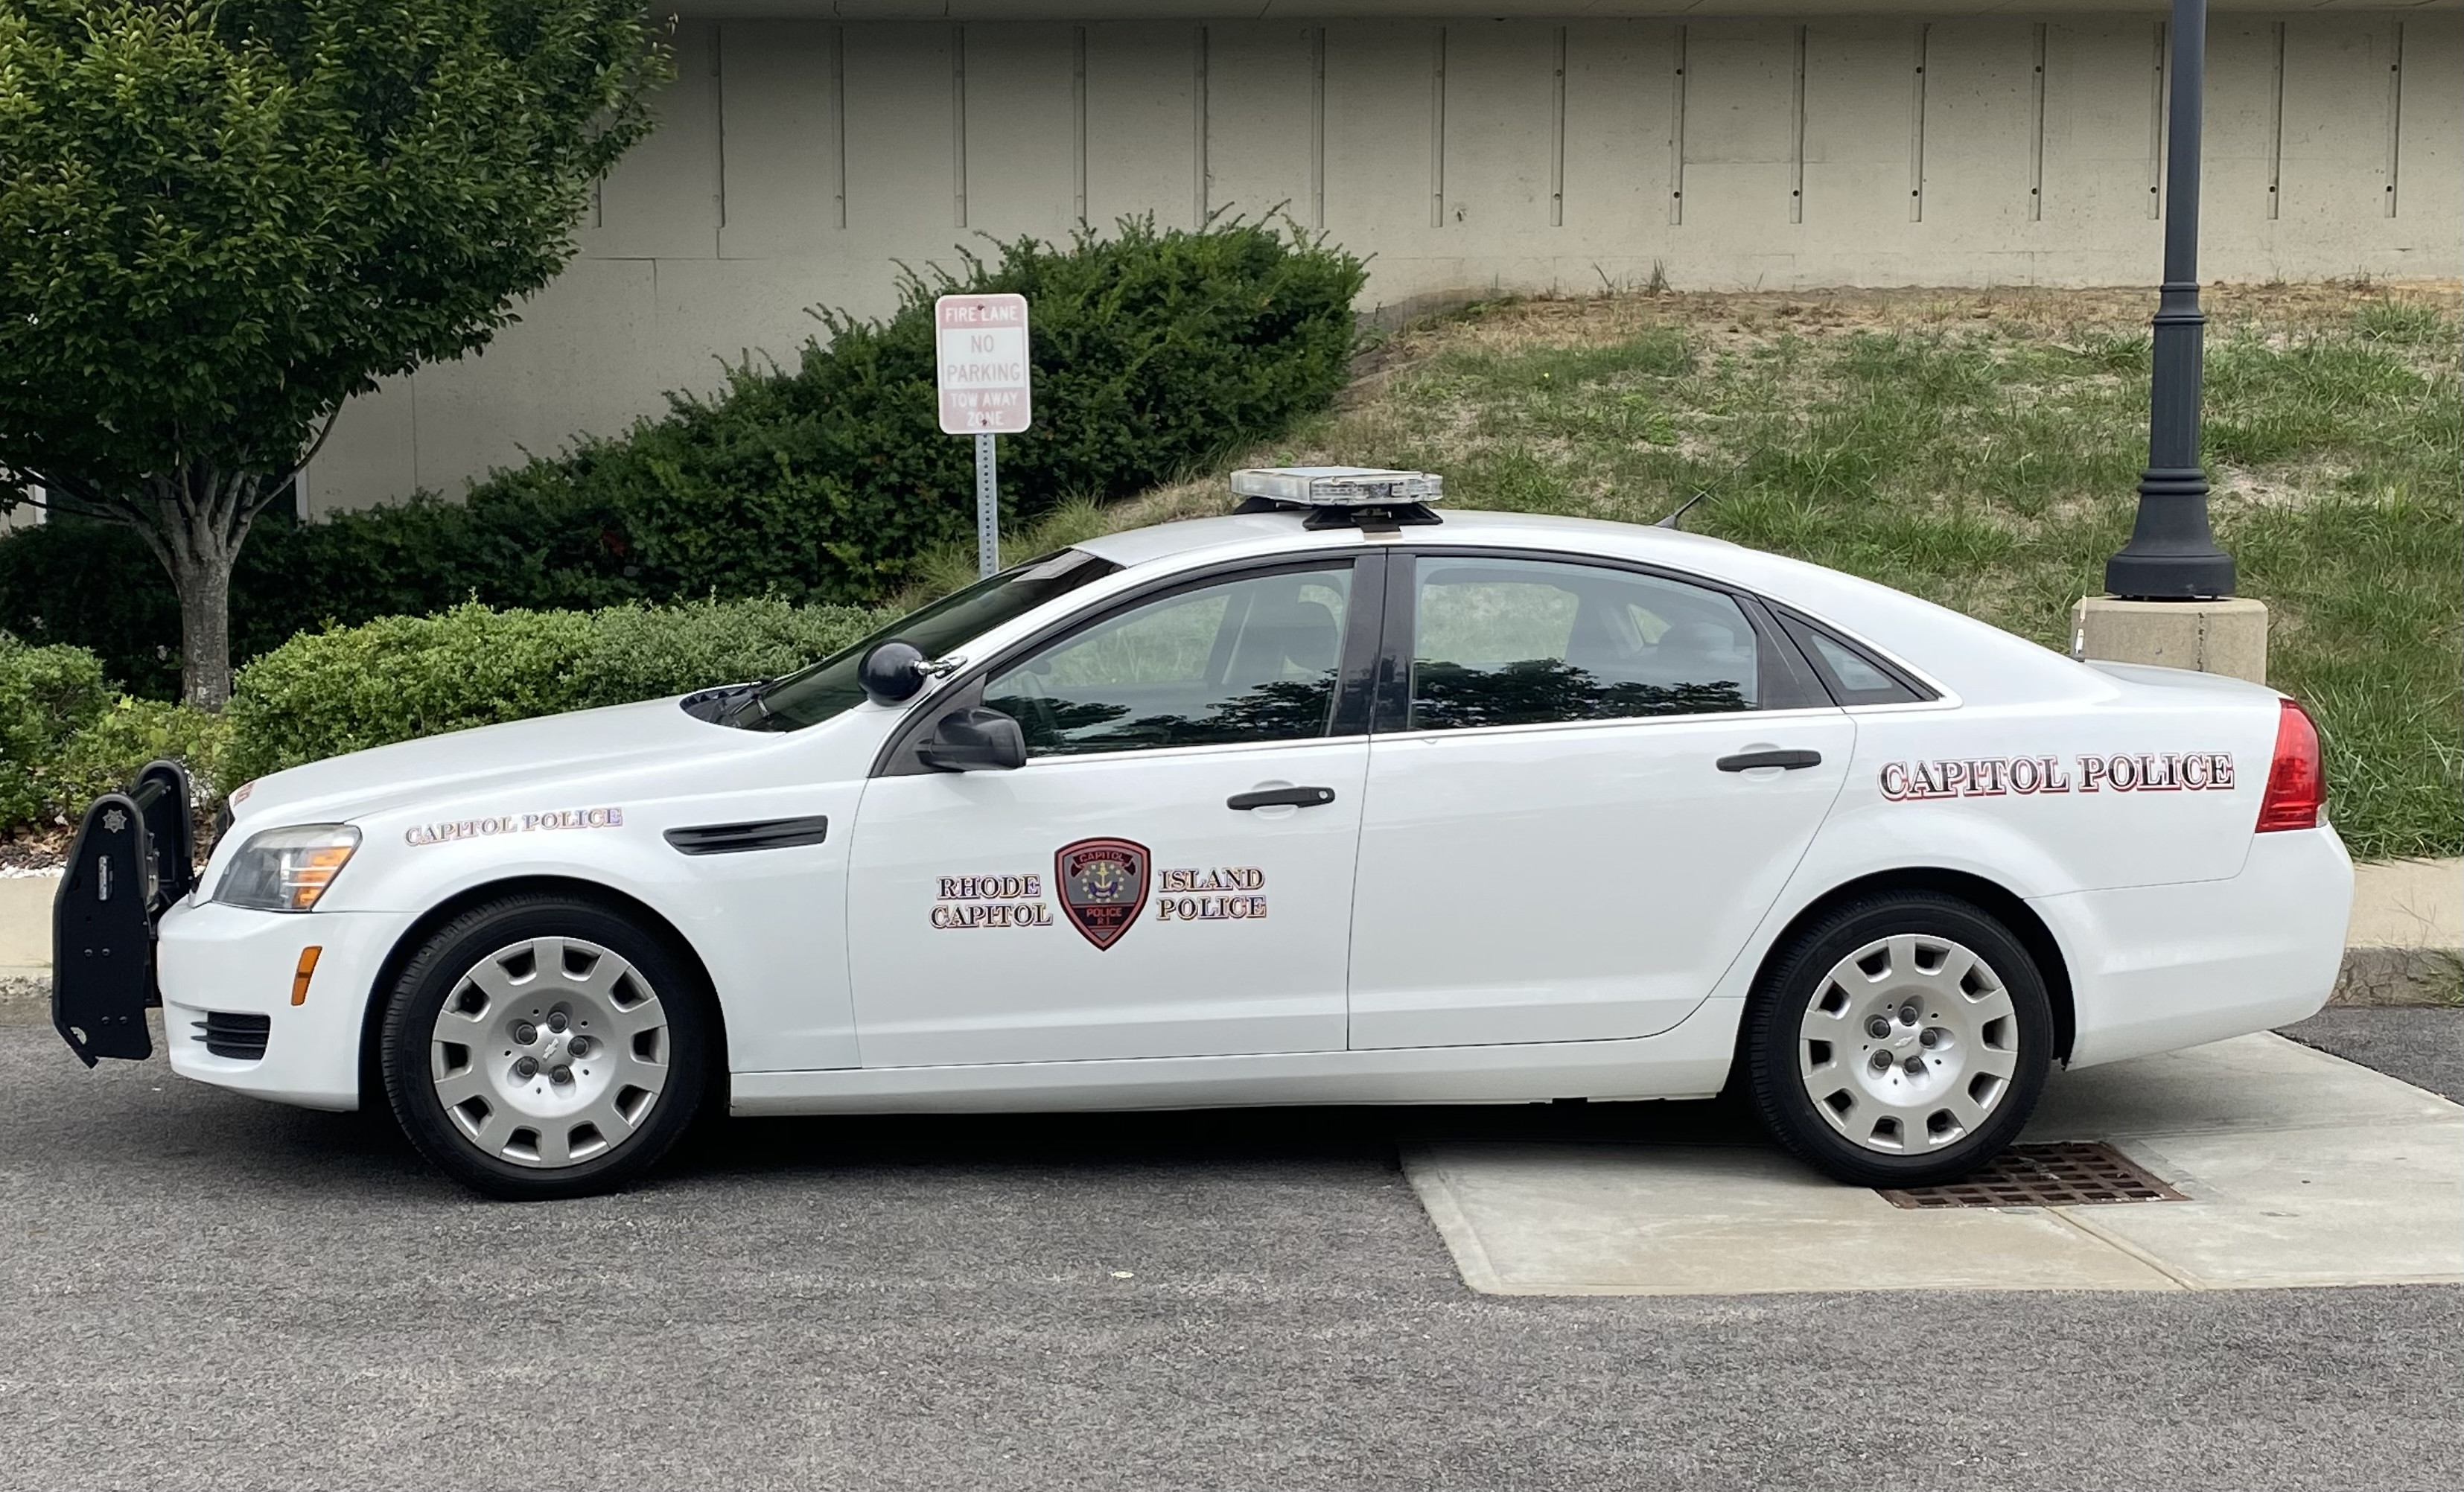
top-left (1229, 466), bottom-right (1445, 529)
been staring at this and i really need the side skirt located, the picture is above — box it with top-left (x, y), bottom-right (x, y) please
top-left (730, 997), bottom-right (1745, 1116)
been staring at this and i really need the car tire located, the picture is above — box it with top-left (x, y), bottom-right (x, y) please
top-left (380, 894), bottom-right (713, 1201)
top-left (1742, 891), bottom-right (2053, 1189)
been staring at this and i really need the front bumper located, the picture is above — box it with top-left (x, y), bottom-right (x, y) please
top-left (2036, 826), bottom-right (2355, 1071)
top-left (155, 899), bottom-right (408, 1112)
top-left (53, 768), bottom-right (404, 1112)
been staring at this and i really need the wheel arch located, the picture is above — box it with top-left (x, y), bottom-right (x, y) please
top-left (355, 875), bottom-right (731, 1109)
top-left (1752, 867), bottom-right (2077, 1064)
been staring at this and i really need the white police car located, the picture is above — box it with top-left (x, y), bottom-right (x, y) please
top-left (54, 468), bottom-right (2352, 1199)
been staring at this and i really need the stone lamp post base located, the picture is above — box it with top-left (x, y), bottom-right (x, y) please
top-left (2071, 596), bottom-right (2270, 685)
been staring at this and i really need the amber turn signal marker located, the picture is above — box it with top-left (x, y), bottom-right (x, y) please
top-left (290, 946), bottom-right (323, 1007)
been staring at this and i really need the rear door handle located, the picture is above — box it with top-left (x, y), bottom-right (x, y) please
top-left (1716, 749), bottom-right (1823, 773)
top-left (1227, 786), bottom-right (1337, 811)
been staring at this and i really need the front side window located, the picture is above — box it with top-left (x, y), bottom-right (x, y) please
top-left (984, 564), bottom-right (1354, 756)
top-left (1406, 557), bottom-right (1763, 730)
top-left (732, 549), bottom-right (1121, 731)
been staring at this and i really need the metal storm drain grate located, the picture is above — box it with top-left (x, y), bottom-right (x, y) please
top-left (1878, 1142), bottom-right (2188, 1209)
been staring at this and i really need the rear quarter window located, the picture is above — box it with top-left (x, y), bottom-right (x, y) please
top-left (1778, 613), bottom-right (1934, 707)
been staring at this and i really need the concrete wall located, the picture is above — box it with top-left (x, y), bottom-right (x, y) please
top-left (302, 10), bottom-right (2463, 514)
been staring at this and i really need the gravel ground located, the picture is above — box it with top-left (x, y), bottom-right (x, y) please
top-left (1, 1015), bottom-right (2457, 1492)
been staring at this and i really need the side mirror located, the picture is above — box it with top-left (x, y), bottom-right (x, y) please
top-left (916, 708), bottom-right (1028, 773)
top-left (858, 641), bottom-right (928, 705)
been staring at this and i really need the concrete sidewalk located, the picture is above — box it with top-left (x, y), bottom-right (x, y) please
top-left (1409, 1030), bottom-right (2464, 1295)
top-left (0, 871), bottom-right (51, 990)
top-left (7, 855), bottom-right (2454, 1003)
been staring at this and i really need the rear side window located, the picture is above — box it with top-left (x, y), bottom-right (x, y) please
top-left (1780, 614), bottom-right (1930, 707)
top-left (1404, 557), bottom-right (1766, 730)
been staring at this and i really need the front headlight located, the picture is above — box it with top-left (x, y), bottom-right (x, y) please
top-left (216, 824), bottom-right (361, 912)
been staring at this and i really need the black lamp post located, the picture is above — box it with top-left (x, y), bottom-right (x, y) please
top-left (2104, 0), bottom-right (2236, 601)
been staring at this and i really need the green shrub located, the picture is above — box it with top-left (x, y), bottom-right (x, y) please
top-left (0, 217), bottom-right (1364, 691)
top-left (575, 597), bottom-right (883, 704)
top-left (0, 637), bottom-right (231, 828)
top-left (223, 603), bottom-right (602, 785)
top-left (223, 597), bottom-right (889, 784)
top-left (0, 634), bottom-right (112, 824)
top-left (46, 696), bottom-right (235, 817)
top-left (463, 215), bottom-right (1363, 604)
top-left (0, 519), bottom-right (183, 698)
top-left (0, 496), bottom-right (652, 698)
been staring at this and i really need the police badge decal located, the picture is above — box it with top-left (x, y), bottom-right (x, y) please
top-left (1054, 838), bottom-right (1151, 951)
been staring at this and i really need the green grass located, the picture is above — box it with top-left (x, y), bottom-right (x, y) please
top-left (952, 287), bottom-right (2462, 858)
top-left (2425, 951), bottom-right (2464, 1007)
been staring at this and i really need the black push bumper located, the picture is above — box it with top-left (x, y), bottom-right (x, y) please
top-left (53, 760), bottom-right (196, 1066)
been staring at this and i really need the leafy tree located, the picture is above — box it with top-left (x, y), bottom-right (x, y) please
top-left (0, 0), bottom-right (666, 705)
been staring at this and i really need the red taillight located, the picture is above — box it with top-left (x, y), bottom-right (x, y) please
top-left (2256, 698), bottom-right (2325, 832)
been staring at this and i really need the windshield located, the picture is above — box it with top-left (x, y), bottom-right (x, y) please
top-left (728, 549), bottom-right (1123, 731)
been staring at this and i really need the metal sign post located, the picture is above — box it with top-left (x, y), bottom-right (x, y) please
top-left (934, 293), bottom-right (1033, 579)
top-left (973, 432), bottom-right (999, 578)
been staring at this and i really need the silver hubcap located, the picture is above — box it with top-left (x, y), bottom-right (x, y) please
top-left (427, 937), bottom-right (670, 1170)
top-left (1797, 933), bottom-right (2019, 1155)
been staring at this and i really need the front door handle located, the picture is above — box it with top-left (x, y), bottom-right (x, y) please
top-left (1227, 786), bottom-right (1337, 811)
top-left (1716, 749), bottom-right (1823, 773)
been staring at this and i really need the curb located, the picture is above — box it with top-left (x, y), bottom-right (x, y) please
top-left (2331, 946), bottom-right (2464, 1007)
top-left (0, 972), bottom-right (46, 1024)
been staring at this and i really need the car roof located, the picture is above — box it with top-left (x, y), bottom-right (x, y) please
top-left (1076, 506), bottom-right (1742, 569)
top-left (1074, 506), bottom-right (2097, 708)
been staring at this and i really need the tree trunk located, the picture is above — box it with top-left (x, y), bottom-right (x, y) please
top-left (166, 537), bottom-right (238, 710)
top-left (139, 462), bottom-right (255, 712)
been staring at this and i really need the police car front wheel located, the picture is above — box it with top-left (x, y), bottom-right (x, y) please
top-left (1743, 892), bottom-right (2053, 1189)
top-left (380, 894), bottom-right (713, 1199)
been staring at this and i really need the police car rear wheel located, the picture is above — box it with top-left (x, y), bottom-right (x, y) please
top-left (1744, 892), bottom-right (2052, 1189)
top-left (381, 895), bottom-right (711, 1200)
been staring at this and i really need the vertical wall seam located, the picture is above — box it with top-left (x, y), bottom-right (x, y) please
top-left (2384, 22), bottom-right (2404, 217)
top-left (831, 25), bottom-right (848, 229)
top-left (2028, 23), bottom-right (2046, 222)
top-left (1790, 24), bottom-right (1807, 225)
top-left (1430, 27), bottom-right (1447, 228)
top-left (1072, 27), bottom-right (1088, 226)
top-left (1669, 25), bottom-right (1686, 226)
top-left (1550, 27), bottom-right (1567, 227)
top-left (952, 24), bottom-right (967, 229)
top-left (2265, 21), bottom-right (2284, 223)
top-left (2148, 22), bottom-right (2165, 220)
top-left (1310, 27), bottom-right (1326, 231)
top-left (1909, 22), bottom-right (1928, 223)
top-left (407, 360), bottom-right (421, 494)
top-left (1194, 26), bottom-right (1211, 229)
top-left (710, 24), bottom-right (728, 246)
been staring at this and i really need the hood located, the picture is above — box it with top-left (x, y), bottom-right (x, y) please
top-left (229, 697), bottom-right (754, 828)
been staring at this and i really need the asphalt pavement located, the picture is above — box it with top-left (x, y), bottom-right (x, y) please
top-left (1, 1012), bottom-right (2458, 1492)
top-left (2282, 1005), bottom-right (2464, 1102)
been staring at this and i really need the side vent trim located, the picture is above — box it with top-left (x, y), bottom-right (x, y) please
top-left (662, 816), bottom-right (832, 856)
top-left (196, 1011), bottom-right (272, 1062)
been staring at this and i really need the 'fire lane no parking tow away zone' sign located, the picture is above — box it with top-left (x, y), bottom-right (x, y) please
top-left (935, 293), bottom-right (1032, 435)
